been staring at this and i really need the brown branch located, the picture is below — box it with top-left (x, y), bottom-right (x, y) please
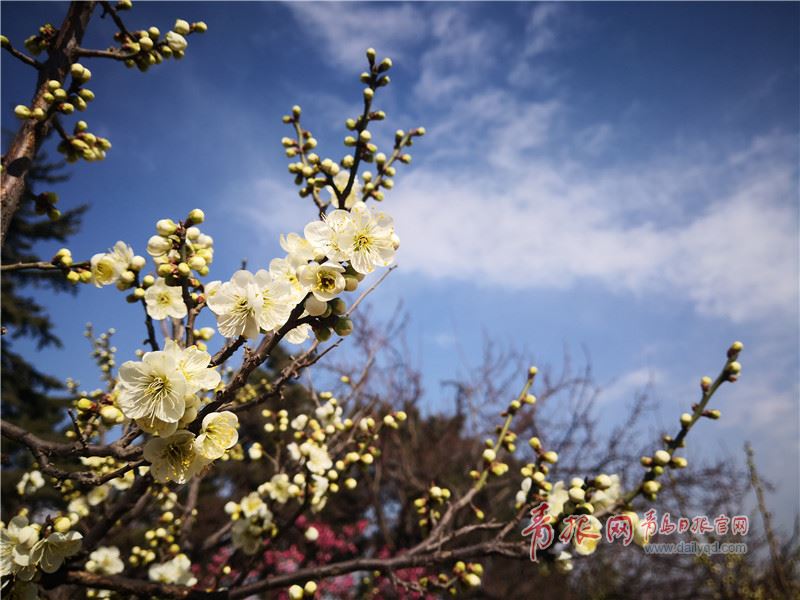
top-left (0, 260), bottom-right (87, 272)
top-left (1, 40), bottom-right (42, 68)
top-left (1, 1), bottom-right (96, 246)
top-left (74, 46), bottom-right (135, 60)
top-left (1, 419), bottom-right (142, 461)
top-left (746, 442), bottom-right (791, 595)
top-left (210, 335), bottom-right (246, 367)
top-left (346, 264), bottom-right (397, 317)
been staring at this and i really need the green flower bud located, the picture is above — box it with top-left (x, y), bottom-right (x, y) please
top-left (542, 451), bottom-right (558, 464)
top-left (329, 298), bottom-right (346, 315)
top-left (14, 105), bottom-right (31, 119)
top-left (642, 480), bottom-right (661, 495)
top-left (192, 21), bottom-right (208, 33)
top-left (680, 413), bottom-right (693, 427)
top-left (594, 474), bottom-right (612, 489)
top-left (333, 317), bottom-right (353, 337)
top-left (187, 208), bottom-right (205, 224)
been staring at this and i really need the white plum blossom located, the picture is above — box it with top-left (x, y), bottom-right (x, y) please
top-left (205, 271), bottom-right (265, 339)
top-left (16, 471), bottom-right (44, 496)
top-left (87, 484), bottom-right (110, 506)
top-left (303, 441), bottom-right (333, 475)
top-left (148, 554), bottom-right (197, 586)
top-left (269, 257), bottom-right (306, 304)
top-left (589, 474), bottom-right (622, 512)
top-left (546, 481), bottom-right (570, 523)
top-left (304, 209), bottom-right (353, 262)
top-left (85, 546), bottom-right (124, 575)
top-left (253, 269), bottom-right (293, 331)
top-left (572, 515), bottom-right (602, 556)
top-left (315, 401), bottom-right (342, 428)
top-left (298, 261), bottom-right (345, 302)
top-left (284, 323), bottom-right (312, 345)
top-left (117, 349), bottom-right (186, 430)
top-left (144, 278), bottom-right (187, 320)
top-left (309, 474), bottom-right (330, 512)
top-left (280, 232), bottom-right (316, 266)
top-left (239, 492), bottom-right (270, 519)
top-left (515, 477), bottom-right (533, 507)
top-left (162, 339), bottom-right (220, 394)
top-left (339, 202), bottom-right (395, 274)
top-left (231, 519), bottom-right (265, 555)
top-left (0, 516), bottom-right (39, 580)
top-left (30, 531), bottom-right (83, 573)
top-left (194, 411), bottom-right (239, 460)
top-left (89, 244), bottom-right (127, 287)
top-left (258, 473), bottom-right (292, 504)
top-left (143, 430), bottom-right (205, 484)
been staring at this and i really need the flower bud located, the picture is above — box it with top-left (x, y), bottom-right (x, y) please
top-left (680, 413), bottom-right (693, 427)
top-left (305, 295), bottom-right (328, 317)
top-left (594, 474), bottom-right (612, 489)
top-left (288, 585), bottom-right (304, 600)
top-left (156, 219), bottom-right (178, 236)
top-left (653, 450), bottom-right (671, 466)
top-left (173, 19), bottom-right (191, 35)
top-left (642, 480), bottom-right (661, 495)
top-left (542, 451), bottom-right (558, 464)
top-left (482, 448), bottom-right (496, 462)
top-left (304, 582), bottom-right (317, 595)
top-left (130, 255), bottom-right (147, 271)
top-left (187, 208), bottom-right (205, 224)
top-left (14, 105), bottom-right (31, 119)
top-left (568, 487), bottom-right (585, 503)
top-left (53, 516), bottom-right (72, 533)
top-left (193, 21), bottom-right (208, 33)
top-left (188, 256), bottom-right (206, 271)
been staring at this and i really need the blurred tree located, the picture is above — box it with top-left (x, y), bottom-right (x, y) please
top-left (1, 144), bottom-right (86, 502)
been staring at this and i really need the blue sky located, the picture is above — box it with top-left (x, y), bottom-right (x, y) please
top-left (2, 2), bottom-right (798, 528)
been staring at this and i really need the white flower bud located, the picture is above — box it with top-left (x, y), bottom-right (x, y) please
top-left (155, 219), bottom-right (177, 236)
top-left (173, 19), bottom-right (191, 35)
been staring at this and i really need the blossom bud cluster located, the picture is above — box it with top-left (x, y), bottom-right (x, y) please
top-left (118, 18), bottom-right (207, 73)
top-left (22, 22), bottom-right (56, 56)
top-left (57, 120), bottom-right (110, 164)
top-left (282, 52), bottom-right (422, 207)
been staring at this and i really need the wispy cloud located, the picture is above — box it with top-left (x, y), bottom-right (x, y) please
top-left (389, 128), bottom-right (797, 324)
top-left (285, 2), bottom-right (426, 69)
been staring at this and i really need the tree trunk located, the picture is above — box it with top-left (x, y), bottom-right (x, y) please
top-left (1, 1), bottom-right (95, 247)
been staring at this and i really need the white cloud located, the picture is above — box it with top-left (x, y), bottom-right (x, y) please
top-left (522, 3), bottom-right (566, 58)
top-left (600, 367), bottom-right (662, 406)
top-left (388, 126), bottom-right (797, 324)
top-left (285, 2), bottom-right (426, 69)
top-left (413, 8), bottom-right (497, 102)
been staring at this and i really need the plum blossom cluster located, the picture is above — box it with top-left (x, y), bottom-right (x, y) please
top-left (0, 515), bottom-right (83, 586)
top-left (205, 198), bottom-right (398, 344)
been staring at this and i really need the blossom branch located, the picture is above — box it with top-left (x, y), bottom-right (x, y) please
top-left (1, 40), bottom-right (42, 68)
